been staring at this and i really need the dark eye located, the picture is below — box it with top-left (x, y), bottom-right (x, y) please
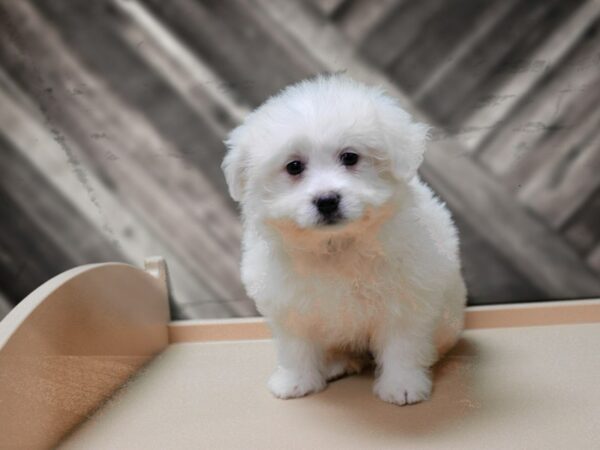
top-left (286, 160), bottom-right (305, 176)
top-left (340, 151), bottom-right (359, 166)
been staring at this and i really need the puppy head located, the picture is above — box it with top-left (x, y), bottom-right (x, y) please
top-left (222, 75), bottom-right (429, 232)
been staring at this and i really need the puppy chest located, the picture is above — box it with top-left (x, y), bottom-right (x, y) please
top-left (279, 286), bottom-right (386, 346)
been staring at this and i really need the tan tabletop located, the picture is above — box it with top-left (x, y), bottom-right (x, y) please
top-left (61, 322), bottom-right (600, 450)
top-left (1, 260), bottom-right (598, 449)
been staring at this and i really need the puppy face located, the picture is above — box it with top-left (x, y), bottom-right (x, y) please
top-left (223, 75), bottom-right (429, 233)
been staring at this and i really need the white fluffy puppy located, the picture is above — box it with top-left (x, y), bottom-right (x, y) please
top-left (222, 75), bottom-right (466, 406)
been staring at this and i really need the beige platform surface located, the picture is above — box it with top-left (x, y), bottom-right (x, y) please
top-left (61, 322), bottom-right (600, 450)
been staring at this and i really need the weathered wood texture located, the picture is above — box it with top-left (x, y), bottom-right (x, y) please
top-left (0, 0), bottom-right (598, 318)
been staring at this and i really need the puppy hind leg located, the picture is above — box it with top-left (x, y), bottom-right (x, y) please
top-left (268, 331), bottom-right (327, 399)
top-left (324, 351), bottom-right (371, 381)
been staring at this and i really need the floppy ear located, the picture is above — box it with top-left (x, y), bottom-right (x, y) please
top-left (378, 97), bottom-right (430, 180)
top-left (222, 125), bottom-right (248, 202)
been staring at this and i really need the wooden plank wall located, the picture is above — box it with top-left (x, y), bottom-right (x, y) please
top-left (324, 0), bottom-right (600, 300)
top-left (0, 0), bottom-right (598, 319)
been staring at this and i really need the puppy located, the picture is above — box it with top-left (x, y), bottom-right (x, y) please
top-left (222, 75), bottom-right (466, 405)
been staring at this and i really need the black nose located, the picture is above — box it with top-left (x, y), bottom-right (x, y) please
top-left (314, 193), bottom-right (341, 216)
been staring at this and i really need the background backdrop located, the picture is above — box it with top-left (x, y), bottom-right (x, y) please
top-left (1, 0), bottom-right (599, 319)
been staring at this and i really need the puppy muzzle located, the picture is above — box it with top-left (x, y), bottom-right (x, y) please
top-left (313, 192), bottom-right (344, 225)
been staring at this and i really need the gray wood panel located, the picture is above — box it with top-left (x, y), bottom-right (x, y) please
top-left (0, 0), bottom-right (598, 319)
top-left (0, 133), bottom-right (125, 302)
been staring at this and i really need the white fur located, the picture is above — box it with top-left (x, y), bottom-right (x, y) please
top-left (222, 75), bottom-right (466, 405)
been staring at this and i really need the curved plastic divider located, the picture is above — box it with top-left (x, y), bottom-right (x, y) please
top-left (0, 258), bottom-right (170, 449)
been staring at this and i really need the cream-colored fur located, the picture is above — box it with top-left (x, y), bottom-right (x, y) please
top-left (222, 75), bottom-right (466, 405)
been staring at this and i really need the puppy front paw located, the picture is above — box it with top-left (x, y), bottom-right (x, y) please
top-left (268, 367), bottom-right (326, 399)
top-left (373, 367), bottom-right (432, 406)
